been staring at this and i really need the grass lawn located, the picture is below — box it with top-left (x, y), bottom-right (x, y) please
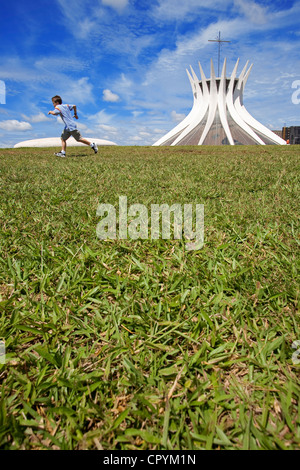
top-left (0, 145), bottom-right (299, 450)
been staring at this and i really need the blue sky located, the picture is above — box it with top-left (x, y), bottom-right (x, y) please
top-left (0, 0), bottom-right (299, 147)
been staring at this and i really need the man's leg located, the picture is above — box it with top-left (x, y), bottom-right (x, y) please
top-left (78, 137), bottom-right (91, 146)
top-left (77, 136), bottom-right (98, 154)
top-left (54, 136), bottom-right (67, 157)
top-left (54, 130), bottom-right (69, 157)
top-left (72, 131), bottom-right (98, 154)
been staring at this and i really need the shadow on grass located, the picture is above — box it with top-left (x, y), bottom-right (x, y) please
top-left (54, 153), bottom-right (89, 158)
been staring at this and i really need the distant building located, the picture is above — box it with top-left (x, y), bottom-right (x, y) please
top-left (282, 126), bottom-right (300, 144)
top-left (14, 137), bottom-right (117, 148)
top-left (282, 127), bottom-right (290, 142)
top-left (288, 127), bottom-right (300, 145)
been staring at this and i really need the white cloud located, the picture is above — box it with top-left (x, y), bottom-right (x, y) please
top-left (54, 0), bottom-right (104, 39)
top-left (98, 124), bottom-right (118, 133)
top-left (34, 56), bottom-right (89, 72)
top-left (234, 0), bottom-right (268, 25)
top-left (77, 18), bottom-right (97, 39)
top-left (103, 89), bottom-right (120, 102)
top-left (88, 109), bottom-right (117, 127)
top-left (21, 112), bottom-right (50, 123)
top-left (0, 58), bottom-right (39, 82)
top-left (151, 0), bottom-right (228, 22)
top-left (139, 131), bottom-right (151, 137)
top-left (171, 110), bottom-right (186, 122)
top-left (76, 122), bottom-right (89, 131)
top-left (62, 77), bottom-right (94, 105)
top-left (0, 120), bottom-right (32, 131)
top-left (102, 0), bottom-right (128, 12)
top-left (132, 111), bottom-right (143, 118)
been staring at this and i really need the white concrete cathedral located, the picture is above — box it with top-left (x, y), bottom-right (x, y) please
top-left (153, 58), bottom-right (286, 146)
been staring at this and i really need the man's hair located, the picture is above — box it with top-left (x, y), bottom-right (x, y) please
top-left (52, 95), bottom-right (62, 104)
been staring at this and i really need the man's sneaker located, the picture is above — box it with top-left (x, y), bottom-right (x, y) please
top-left (54, 152), bottom-right (66, 157)
top-left (91, 143), bottom-right (98, 154)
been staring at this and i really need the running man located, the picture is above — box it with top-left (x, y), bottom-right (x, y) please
top-left (48, 95), bottom-right (98, 157)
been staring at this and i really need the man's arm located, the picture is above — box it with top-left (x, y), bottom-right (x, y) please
top-left (73, 105), bottom-right (78, 119)
top-left (48, 106), bottom-right (60, 116)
